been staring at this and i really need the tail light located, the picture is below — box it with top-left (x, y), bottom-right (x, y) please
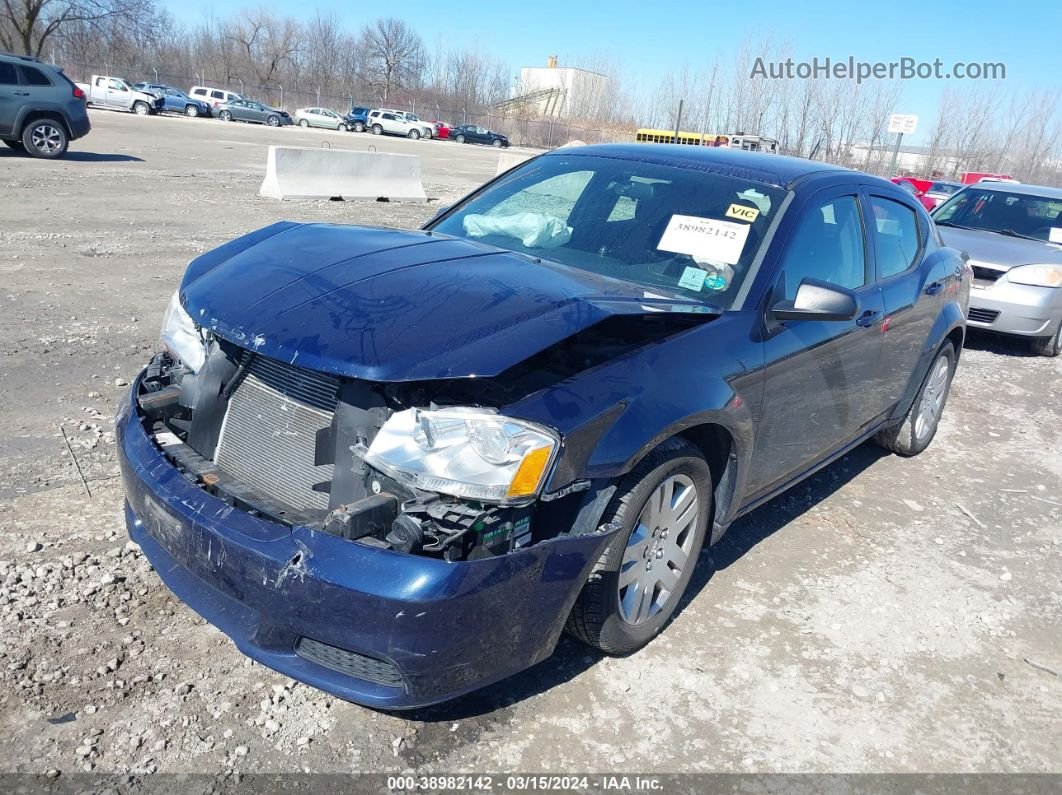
top-left (73, 86), bottom-right (85, 100)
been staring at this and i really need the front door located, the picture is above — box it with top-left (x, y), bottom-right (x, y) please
top-left (747, 189), bottom-right (886, 498)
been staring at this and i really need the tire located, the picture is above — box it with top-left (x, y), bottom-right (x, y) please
top-left (219, 110), bottom-right (232, 122)
top-left (567, 438), bottom-right (711, 655)
top-left (492, 138), bottom-right (503, 148)
top-left (874, 342), bottom-right (956, 456)
top-left (267, 115), bottom-right (280, 127)
top-left (371, 124), bottom-right (383, 135)
top-left (455, 134), bottom-right (465, 144)
top-left (21, 119), bottom-right (68, 159)
top-left (407, 129), bottom-right (420, 140)
top-left (299, 119), bottom-right (309, 127)
top-left (133, 101), bottom-right (150, 116)
top-left (185, 104), bottom-right (199, 118)
top-left (4, 139), bottom-right (25, 151)
top-left (1030, 320), bottom-right (1062, 357)
top-left (337, 122), bottom-right (345, 131)
top-left (353, 122), bottom-right (365, 133)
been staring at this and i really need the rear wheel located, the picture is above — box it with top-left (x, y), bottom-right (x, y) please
top-left (299, 118), bottom-right (309, 127)
top-left (219, 110), bottom-right (232, 122)
top-left (874, 342), bottom-right (956, 456)
top-left (184, 104), bottom-right (199, 118)
top-left (1030, 320), bottom-right (1062, 357)
top-left (371, 124), bottom-right (383, 135)
top-left (408, 129), bottom-right (420, 140)
top-left (133, 101), bottom-right (150, 116)
top-left (21, 119), bottom-right (68, 158)
top-left (567, 438), bottom-right (711, 654)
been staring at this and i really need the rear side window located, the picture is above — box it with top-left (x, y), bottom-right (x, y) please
top-left (869, 196), bottom-right (920, 279)
top-left (211, 90), bottom-right (224, 99)
top-left (0, 62), bottom-right (17, 85)
top-left (20, 65), bottom-right (53, 86)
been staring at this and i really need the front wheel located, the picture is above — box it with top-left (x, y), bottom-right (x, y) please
top-left (353, 121), bottom-right (365, 132)
top-left (371, 124), bottom-right (383, 135)
top-left (1030, 320), bottom-right (1062, 357)
top-left (185, 104), bottom-right (199, 118)
top-left (407, 129), bottom-right (420, 140)
top-left (455, 134), bottom-right (465, 144)
top-left (567, 438), bottom-right (710, 654)
top-left (267, 115), bottom-right (280, 127)
top-left (21, 119), bottom-right (68, 158)
top-left (874, 342), bottom-right (956, 456)
top-left (219, 110), bottom-right (232, 122)
top-left (492, 138), bottom-right (503, 147)
top-left (133, 101), bottom-right (150, 116)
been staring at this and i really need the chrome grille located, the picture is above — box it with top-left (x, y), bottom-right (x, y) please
top-left (214, 355), bottom-right (339, 512)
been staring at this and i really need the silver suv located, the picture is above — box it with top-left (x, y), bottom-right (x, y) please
top-left (367, 109), bottom-right (432, 139)
top-left (0, 52), bottom-right (91, 158)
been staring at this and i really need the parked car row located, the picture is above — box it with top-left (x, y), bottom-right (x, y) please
top-left (306, 102), bottom-right (510, 146)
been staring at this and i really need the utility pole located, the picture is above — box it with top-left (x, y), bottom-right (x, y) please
top-left (673, 99), bottom-right (684, 144)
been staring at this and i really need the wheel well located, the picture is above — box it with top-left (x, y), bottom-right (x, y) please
top-left (19, 111), bottom-right (69, 138)
top-left (676, 423), bottom-right (738, 535)
top-left (946, 326), bottom-right (965, 361)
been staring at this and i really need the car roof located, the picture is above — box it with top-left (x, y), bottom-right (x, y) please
top-left (544, 143), bottom-right (852, 190)
top-left (963, 181), bottom-right (1062, 200)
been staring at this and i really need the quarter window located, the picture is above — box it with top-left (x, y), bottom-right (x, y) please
top-left (779, 195), bottom-right (867, 299)
top-left (869, 196), bottom-right (920, 278)
top-left (20, 66), bottom-right (52, 86)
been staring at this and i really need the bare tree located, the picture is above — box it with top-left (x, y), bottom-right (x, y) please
top-left (224, 9), bottom-right (301, 88)
top-left (356, 17), bottom-right (424, 103)
top-left (1, 0), bottom-right (151, 56)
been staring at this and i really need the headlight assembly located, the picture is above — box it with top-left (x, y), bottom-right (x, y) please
top-left (1007, 264), bottom-right (1062, 288)
top-left (363, 407), bottom-right (559, 504)
top-left (159, 290), bottom-right (207, 372)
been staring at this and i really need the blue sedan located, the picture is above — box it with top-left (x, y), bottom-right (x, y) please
top-left (117, 145), bottom-right (970, 708)
top-left (133, 83), bottom-right (211, 117)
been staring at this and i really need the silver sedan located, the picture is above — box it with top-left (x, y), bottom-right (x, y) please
top-left (934, 182), bottom-right (1062, 356)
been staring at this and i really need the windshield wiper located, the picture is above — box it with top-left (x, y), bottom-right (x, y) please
top-left (997, 228), bottom-right (1043, 242)
top-left (935, 221), bottom-right (972, 229)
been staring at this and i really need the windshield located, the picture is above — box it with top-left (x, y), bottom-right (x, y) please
top-left (430, 154), bottom-right (788, 309)
top-left (934, 188), bottom-right (1062, 241)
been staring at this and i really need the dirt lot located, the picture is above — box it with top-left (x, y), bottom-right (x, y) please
top-left (0, 110), bottom-right (1060, 777)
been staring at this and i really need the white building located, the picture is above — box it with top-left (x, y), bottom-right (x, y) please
top-left (511, 56), bottom-right (609, 119)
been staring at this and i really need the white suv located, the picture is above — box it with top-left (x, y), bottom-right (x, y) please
top-left (189, 86), bottom-right (244, 111)
top-left (367, 109), bottom-right (432, 139)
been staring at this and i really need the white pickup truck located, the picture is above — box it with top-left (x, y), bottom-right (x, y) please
top-left (74, 75), bottom-right (164, 116)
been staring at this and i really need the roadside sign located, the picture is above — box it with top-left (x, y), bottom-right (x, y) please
top-left (888, 114), bottom-right (918, 135)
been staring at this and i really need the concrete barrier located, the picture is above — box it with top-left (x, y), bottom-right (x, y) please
top-left (496, 151), bottom-right (534, 175)
top-left (260, 146), bottom-right (427, 202)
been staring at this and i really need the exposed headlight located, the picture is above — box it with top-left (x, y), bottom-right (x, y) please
top-left (159, 290), bottom-right (207, 372)
top-left (363, 407), bottom-right (559, 504)
top-left (1007, 264), bottom-right (1062, 288)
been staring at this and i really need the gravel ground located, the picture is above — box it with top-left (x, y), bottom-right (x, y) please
top-left (0, 110), bottom-right (1060, 778)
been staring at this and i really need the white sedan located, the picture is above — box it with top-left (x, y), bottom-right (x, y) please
top-left (293, 107), bottom-right (348, 131)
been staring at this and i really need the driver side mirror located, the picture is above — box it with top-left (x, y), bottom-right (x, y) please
top-left (772, 279), bottom-right (858, 322)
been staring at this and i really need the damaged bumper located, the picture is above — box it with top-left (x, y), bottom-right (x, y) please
top-left (116, 380), bottom-right (615, 709)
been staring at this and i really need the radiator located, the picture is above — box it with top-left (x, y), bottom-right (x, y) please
top-left (214, 354), bottom-right (340, 512)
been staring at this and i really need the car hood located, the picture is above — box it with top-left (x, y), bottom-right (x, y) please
top-left (937, 226), bottom-right (1062, 269)
top-left (180, 222), bottom-right (717, 382)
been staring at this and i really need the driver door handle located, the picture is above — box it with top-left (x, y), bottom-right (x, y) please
top-left (856, 309), bottom-right (881, 328)
top-left (925, 281), bottom-right (944, 296)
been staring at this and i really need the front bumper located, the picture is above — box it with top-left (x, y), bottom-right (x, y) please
top-left (967, 281), bottom-right (1062, 337)
top-left (116, 379), bottom-right (613, 709)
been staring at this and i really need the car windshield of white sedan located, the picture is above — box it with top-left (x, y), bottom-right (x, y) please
top-left (432, 155), bottom-right (787, 307)
top-left (935, 189), bottom-right (1062, 242)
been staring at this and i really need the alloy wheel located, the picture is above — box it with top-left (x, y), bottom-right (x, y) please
top-left (618, 474), bottom-right (699, 625)
top-left (914, 355), bottom-right (950, 440)
top-left (30, 124), bottom-right (64, 155)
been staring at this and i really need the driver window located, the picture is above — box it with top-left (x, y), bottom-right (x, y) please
top-left (779, 195), bottom-right (867, 300)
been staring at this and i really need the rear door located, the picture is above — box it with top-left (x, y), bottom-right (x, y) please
top-left (0, 60), bottom-right (20, 136)
top-left (747, 188), bottom-right (886, 497)
top-left (864, 190), bottom-right (946, 408)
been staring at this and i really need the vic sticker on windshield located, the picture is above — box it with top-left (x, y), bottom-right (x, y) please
top-left (658, 215), bottom-right (750, 266)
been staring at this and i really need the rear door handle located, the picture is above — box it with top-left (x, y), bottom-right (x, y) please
top-left (924, 281), bottom-right (944, 296)
top-left (856, 309), bottom-right (881, 328)
top-left (13, 91), bottom-right (29, 96)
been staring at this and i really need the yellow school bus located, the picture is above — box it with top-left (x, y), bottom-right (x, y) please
top-left (635, 129), bottom-right (779, 153)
